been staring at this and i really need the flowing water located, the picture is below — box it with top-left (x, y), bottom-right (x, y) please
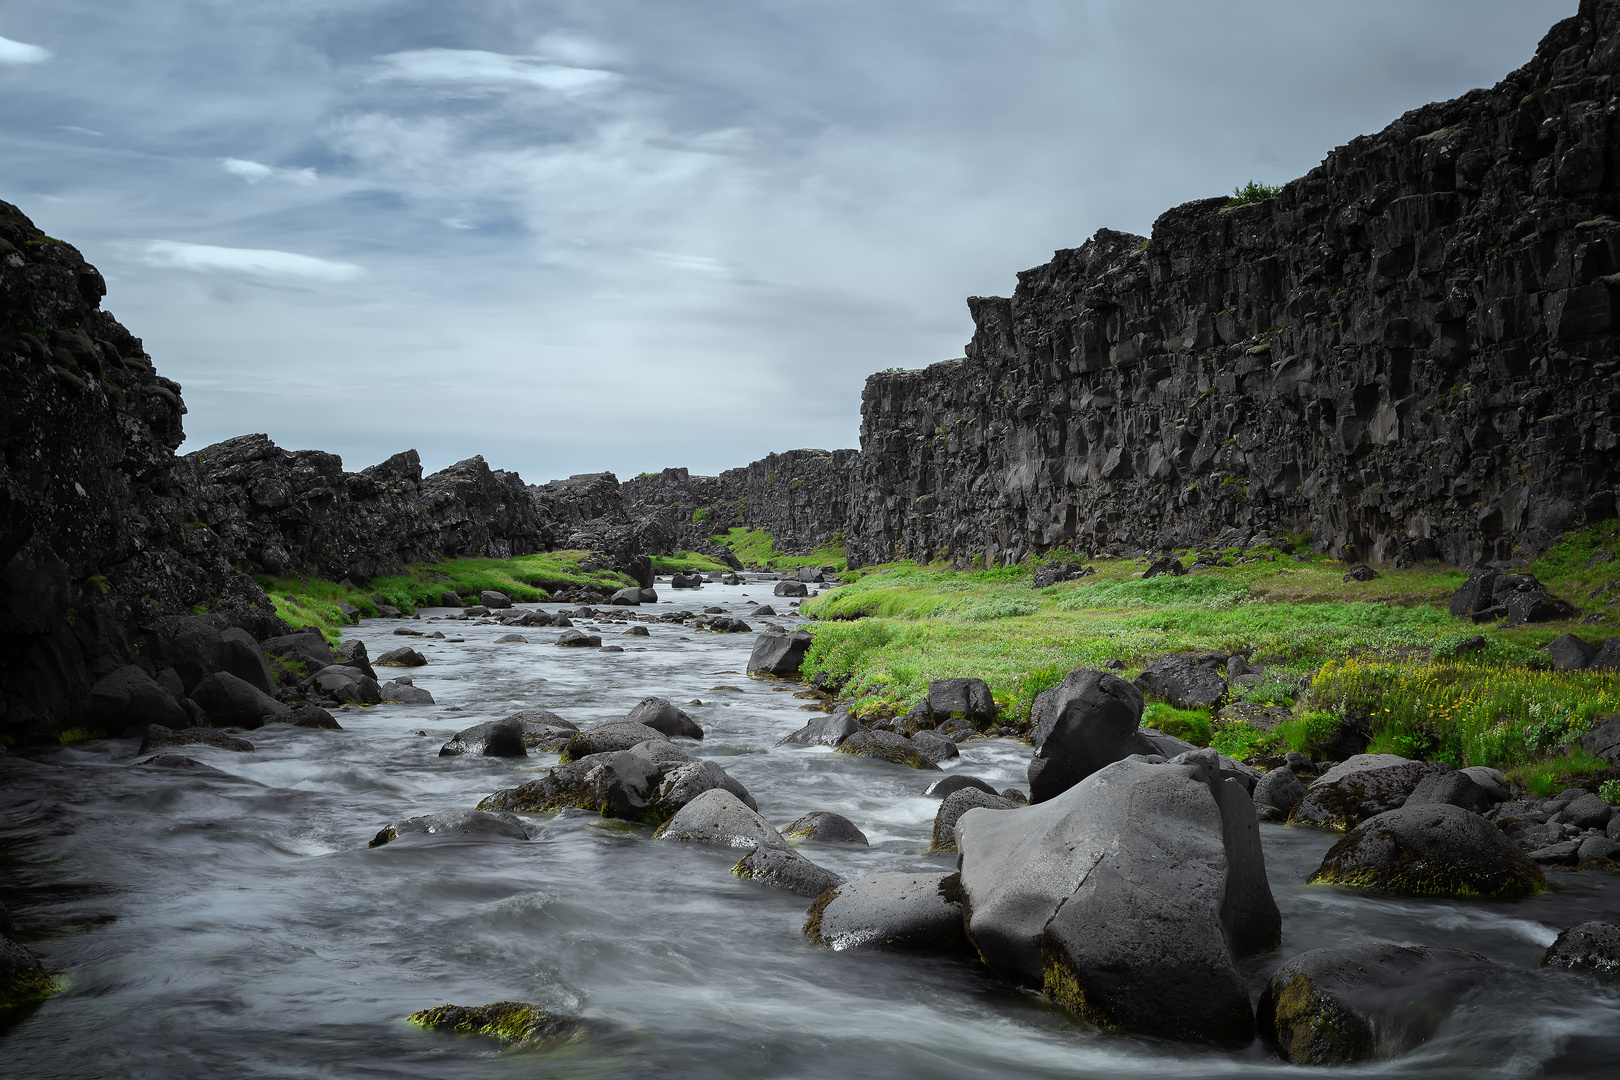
top-left (3, 579), bottom-right (1619, 1078)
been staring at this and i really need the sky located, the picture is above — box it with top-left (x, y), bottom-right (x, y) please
top-left (0, 0), bottom-right (1575, 484)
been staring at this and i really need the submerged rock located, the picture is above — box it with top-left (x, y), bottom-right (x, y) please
top-left (804, 872), bottom-right (970, 953)
top-left (1258, 943), bottom-right (1500, 1065)
top-left (138, 724), bottom-right (254, 755)
top-left (131, 753), bottom-right (232, 775)
top-left (407, 1001), bottom-right (605, 1052)
top-left (0, 935), bottom-right (55, 1012)
top-left (1309, 802), bottom-right (1545, 898)
top-left (957, 749), bottom-right (1278, 1043)
top-left (369, 809), bottom-right (530, 847)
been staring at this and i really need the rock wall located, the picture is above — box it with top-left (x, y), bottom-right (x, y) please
top-left (0, 200), bottom-right (282, 741)
top-left (848, 0), bottom-right (1620, 569)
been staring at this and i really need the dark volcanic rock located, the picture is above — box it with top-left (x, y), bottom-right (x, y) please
top-left (731, 845), bottom-right (844, 897)
top-left (1288, 755), bottom-right (1451, 830)
top-left (926, 677), bottom-right (995, 724)
top-left (923, 774), bottom-right (1000, 800)
top-left (375, 647), bottom-right (427, 667)
top-left (776, 709), bottom-right (860, 747)
top-left (773, 580), bottom-right (809, 597)
top-left (804, 872), bottom-right (970, 953)
top-left (1134, 656), bottom-right (1225, 710)
top-left (138, 724), bottom-right (254, 755)
top-left (843, 7), bottom-right (1620, 571)
top-left (478, 745), bottom-right (755, 823)
top-left (1546, 632), bottom-right (1598, 670)
top-left (369, 809), bottom-right (529, 847)
top-left (836, 729), bottom-right (941, 770)
top-left (90, 665), bottom-right (187, 733)
top-left (1540, 921), bottom-right (1620, 980)
top-left (559, 721), bottom-right (669, 762)
top-left (189, 671), bottom-right (291, 729)
top-left (1309, 802), bottom-right (1545, 897)
top-left (624, 696), bottom-right (704, 739)
top-left (747, 629), bottom-right (813, 676)
top-left (782, 811), bottom-right (869, 845)
top-left (929, 787), bottom-right (1017, 852)
top-left (406, 1001), bottom-right (606, 1052)
top-left (1258, 944), bottom-right (1501, 1065)
top-left (1026, 667), bottom-right (1147, 803)
top-left (654, 789), bottom-right (786, 848)
top-left (957, 749), bottom-right (1278, 1042)
top-left (440, 719), bottom-right (527, 758)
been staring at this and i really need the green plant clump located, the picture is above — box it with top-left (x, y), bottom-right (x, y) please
top-left (1229, 180), bottom-right (1283, 206)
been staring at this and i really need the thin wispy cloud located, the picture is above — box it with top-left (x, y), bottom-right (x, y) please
top-left (138, 241), bottom-right (362, 282)
top-left (372, 48), bottom-right (620, 95)
top-left (0, 33), bottom-right (49, 64)
top-left (219, 158), bottom-right (318, 185)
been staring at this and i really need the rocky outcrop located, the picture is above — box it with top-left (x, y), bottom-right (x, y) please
top-left (846, 1), bottom-right (1620, 568)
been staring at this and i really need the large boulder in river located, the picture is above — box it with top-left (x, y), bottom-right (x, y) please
top-left (189, 671), bottom-right (292, 729)
top-left (375, 646), bottom-right (428, 666)
top-left (478, 745), bottom-right (755, 824)
top-left (1540, 921), bottom-right (1620, 980)
top-left (262, 630), bottom-right (336, 672)
top-left (559, 721), bottom-right (669, 762)
top-left (653, 788), bottom-right (786, 848)
top-left (1287, 754), bottom-right (1451, 830)
top-left (439, 719), bottom-right (526, 757)
top-left (1252, 766), bottom-right (1307, 820)
top-left (609, 587), bottom-right (642, 606)
top-left (804, 872), bottom-right (970, 953)
top-left (732, 845), bottom-right (844, 897)
top-left (776, 709), bottom-right (860, 747)
top-left (908, 729), bottom-right (959, 764)
top-left (301, 665), bottom-right (382, 705)
top-left (138, 724), bottom-right (254, 755)
top-left (930, 787), bottom-right (1017, 852)
top-left (369, 809), bottom-right (530, 847)
top-left (625, 697), bottom-right (704, 739)
top-left (1025, 668), bottom-right (1146, 803)
top-left (1309, 802), bottom-right (1545, 898)
top-left (478, 590), bottom-right (512, 609)
top-left (0, 934), bottom-right (55, 1011)
top-left (504, 708), bottom-right (578, 751)
top-left (335, 639), bottom-right (378, 681)
top-left (748, 629), bottom-right (813, 676)
top-left (1133, 655), bottom-right (1225, 710)
top-left (957, 749), bottom-right (1279, 1043)
top-left (773, 580), bottom-right (809, 597)
top-left (1257, 943), bottom-right (1501, 1065)
top-left (836, 729), bottom-right (941, 770)
top-left (91, 665), bottom-right (188, 733)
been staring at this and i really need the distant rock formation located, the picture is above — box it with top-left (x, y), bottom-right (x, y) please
top-left (848, 0), bottom-right (1620, 568)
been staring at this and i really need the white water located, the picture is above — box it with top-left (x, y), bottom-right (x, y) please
top-left (3, 579), bottom-right (1619, 1078)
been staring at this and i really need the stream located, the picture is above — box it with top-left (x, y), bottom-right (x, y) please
top-left (2, 578), bottom-right (1619, 1078)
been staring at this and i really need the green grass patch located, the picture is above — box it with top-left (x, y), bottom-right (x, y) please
top-left (722, 527), bottom-right (847, 571)
top-left (649, 551), bottom-right (733, 574)
top-left (1142, 703), bottom-right (1212, 746)
top-left (1211, 721), bottom-right (1274, 759)
top-left (1228, 180), bottom-right (1282, 206)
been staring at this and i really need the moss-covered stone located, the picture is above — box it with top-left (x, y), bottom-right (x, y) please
top-left (1308, 803), bottom-right (1544, 899)
top-left (0, 937), bottom-right (58, 1014)
top-left (834, 729), bottom-right (941, 771)
top-left (407, 1001), bottom-right (591, 1051)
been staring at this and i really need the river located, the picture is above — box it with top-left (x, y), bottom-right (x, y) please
top-left (2, 578), bottom-right (1618, 1078)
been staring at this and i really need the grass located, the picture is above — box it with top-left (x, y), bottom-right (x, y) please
top-left (649, 551), bottom-right (734, 574)
top-left (721, 527), bottom-right (848, 571)
top-left (797, 527), bottom-right (1620, 788)
top-left (1228, 180), bottom-right (1283, 206)
top-left (257, 551), bottom-right (633, 640)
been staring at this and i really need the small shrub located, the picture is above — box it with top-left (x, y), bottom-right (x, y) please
top-left (1271, 710), bottom-right (1342, 756)
top-left (1228, 180), bottom-right (1282, 206)
top-left (1600, 778), bottom-right (1620, 805)
top-left (692, 507), bottom-right (709, 524)
top-left (1211, 720), bottom-right (1274, 760)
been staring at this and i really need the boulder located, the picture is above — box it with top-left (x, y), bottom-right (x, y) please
top-left (773, 580), bottom-right (809, 597)
top-left (369, 809), bottom-right (530, 847)
top-left (638, 588), bottom-right (659, 603)
top-left (1309, 802), bottom-right (1545, 897)
top-left (145, 615), bottom-right (277, 694)
top-left (721, 573), bottom-right (742, 586)
top-left (1288, 756), bottom-right (1451, 830)
top-left (375, 647), bottom-right (428, 666)
top-left (623, 625), bottom-right (649, 637)
top-left (138, 724), bottom-right (254, 755)
top-left (1342, 564), bottom-right (1378, 582)
top-left (1133, 656), bottom-right (1225, 710)
top-left (835, 729), bottom-right (941, 770)
top-left (90, 665), bottom-right (188, 734)
top-left (1591, 638), bottom-right (1620, 671)
top-left (1448, 570), bottom-right (1499, 617)
top-left (610, 587), bottom-right (642, 606)
top-left (1025, 668), bottom-right (1146, 803)
top-left (505, 708), bottom-right (577, 750)
top-left (382, 680), bottom-right (435, 704)
top-left (301, 665), bottom-right (382, 705)
top-left (1257, 943), bottom-right (1501, 1065)
top-left (1252, 766), bottom-right (1307, 820)
top-left (1580, 715), bottom-right (1620, 764)
top-left (782, 811), bottom-right (868, 845)
top-left (262, 630), bottom-right (336, 672)
top-left (1561, 792), bottom-right (1614, 830)
top-left (747, 629), bottom-right (813, 676)
top-left (804, 872), bottom-right (970, 953)
top-left (478, 746), bottom-right (755, 824)
top-left (922, 774), bottom-right (999, 799)
top-left (1404, 770), bottom-right (1495, 814)
top-left (555, 629), bottom-right (602, 647)
top-left (731, 845), bottom-right (844, 897)
top-left (653, 788), bottom-right (787, 848)
top-left (132, 753), bottom-right (232, 775)
top-left (1032, 561), bottom-right (1090, 588)
top-left (956, 749), bottom-right (1279, 1043)
top-left (217, 627), bottom-right (277, 693)
top-left (927, 678), bottom-right (996, 724)
top-left (705, 616), bottom-right (752, 633)
top-left (1546, 633), bottom-right (1598, 671)
top-left (909, 729), bottom-right (959, 764)
top-left (1459, 765), bottom-right (1511, 802)
top-left (624, 697), bottom-right (704, 740)
top-left (795, 566), bottom-right (825, 583)
top-left (478, 590), bottom-right (512, 609)
top-left (439, 719), bottom-right (526, 757)
top-left (930, 788), bottom-right (1017, 852)
top-left (286, 705), bottom-right (341, 729)
top-left (775, 710), bottom-right (861, 747)
top-left (1540, 921), bottom-right (1620, 980)
top-left (335, 639), bottom-right (378, 681)
top-left (0, 935), bottom-right (54, 1012)
top-left (559, 721), bottom-right (669, 762)
top-left (493, 633), bottom-right (528, 644)
top-left (750, 605), bottom-right (778, 617)
top-left (189, 671), bottom-right (292, 728)
top-left (671, 572), bottom-right (704, 589)
top-left (1144, 556), bottom-right (1186, 578)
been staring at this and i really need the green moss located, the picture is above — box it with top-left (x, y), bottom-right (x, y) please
top-left (1269, 972), bottom-right (1369, 1065)
top-left (57, 727), bottom-right (106, 746)
top-left (648, 551), bottom-right (732, 574)
top-left (407, 1001), bottom-right (586, 1051)
top-left (1042, 949), bottom-right (1113, 1030)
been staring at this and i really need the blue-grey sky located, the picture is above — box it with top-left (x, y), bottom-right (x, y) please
top-left (0, 1), bottom-right (1573, 482)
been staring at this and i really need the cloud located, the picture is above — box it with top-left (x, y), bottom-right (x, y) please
top-left (0, 33), bottom-right (50, 64)
top-left (372, 48), bottom-right (619, 95)
top-left (137, 241), bottom-right (363, 282)
top-left (219, 157), bottom-right (318, 185)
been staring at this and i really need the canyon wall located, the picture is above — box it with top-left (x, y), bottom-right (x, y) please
top-left (848, 0), bottom-right (1620, 569)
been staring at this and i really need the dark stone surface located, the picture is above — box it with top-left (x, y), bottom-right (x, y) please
top-left (747, 629), bottom-right (813, 676)
top-left (776, 709), bottom-right (861, 747)
top-left (558, 721), bottom-right (668, 762)
top-left (1026, 667), bottom-right (1147, 803)
top-left (1541, 920), bottom-right (1620, 979)
top-left (804, 871), bottom-right (970, 953)
top-left (1288, 756), bottom-right (1452, 830)
top-left (773, 580), bottom-right (809, 597)
top-left (369, 809), bottom-right (530, 847)
top-left (731, 844), bottom-right (844, 897)
top-left (927, 678), bottom-right (996, 723)
top-left (375, 647), bottom-right (427, 667)
top-left (90, 664), bottom-right (187, 733)
top-left (624, 696), bottom-right (704, 740)
top-left (922, 774), bottom-right (1000, 799)
top-left (1134, 656), bottom-right (1226, 710)
top-left (1404, 770), bottom-right (1496, 814)
top-left (653, 789), bottom-right (786, 848)
top-left (189, 670), bottom-right (291, 729)
top-left (478, 745), bottom-right (755, 823)
top-left (844, 6), bottom-right (1620, 570)
top-left (957, 749), bottom-right (1278, 1043)
top-left (782, 810), bottom-right (869, 845)
top-left (137, 724), bottom-right (254, 754)
top-left (1546, 632), bottom-right (1599, 670)
top-left (835, 729), bottom-right (941, 770)
top-left (1310, 802), bottom-right (1546, 897)
top-left (1253, 766), bottom-right (1307, 819)
top-left (439, 719), bottom-right (527, 758)
top-left (1258, 943), bottom-right (1500, 1065)
top-left (929, 787), bottom-right (1017, 852)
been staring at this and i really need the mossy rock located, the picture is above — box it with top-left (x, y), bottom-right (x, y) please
top-left (1308, 803), bottom-right (1544, 898)
top-left (834, 729), bottom-right (941, 771)
top-left (0, 937), bottom-right (58, 1014)
top-left (407, 1001), bottom-right (601, 1052)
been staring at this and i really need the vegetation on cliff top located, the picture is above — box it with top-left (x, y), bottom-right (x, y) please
top-left (722, 526), bottom-right (847, 571)
top-left (801, 525), bottom-right (1620, 795)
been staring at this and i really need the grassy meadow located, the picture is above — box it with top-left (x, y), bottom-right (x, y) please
top-left (800, 524), bottom-right (1620, 795)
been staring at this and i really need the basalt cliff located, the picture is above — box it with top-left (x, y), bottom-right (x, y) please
top-left (848, 0), bottom-right (1620, 569)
